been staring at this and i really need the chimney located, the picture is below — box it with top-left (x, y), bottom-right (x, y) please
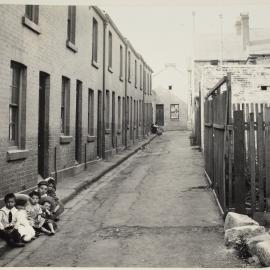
top-left (235, 20), bottom-right (241, 36)
top-left (240, 13), bottom-right (250, 50)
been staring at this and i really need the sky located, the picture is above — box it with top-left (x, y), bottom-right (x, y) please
top-left (99, 3), bottom-right (270, 74)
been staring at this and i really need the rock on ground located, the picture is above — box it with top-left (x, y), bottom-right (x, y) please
top-left (225, 225), bottom-right (265, 246)
top-left (247, 233), bottom-right (270, 255)
top-left (255, 240), bottom-right (270, 266)
top-left (224, 212), bottom-right (259, 231)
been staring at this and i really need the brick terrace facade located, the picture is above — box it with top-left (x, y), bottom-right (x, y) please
top-left (0, 5), bottom-right (154, 200)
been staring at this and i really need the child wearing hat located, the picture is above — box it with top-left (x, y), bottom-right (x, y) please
top-left (0, 193), bottom-right (24, 247)
top-left (15, 197), bottom-right (35, 242)
top-left (37, 180), bottom-right (49, 198)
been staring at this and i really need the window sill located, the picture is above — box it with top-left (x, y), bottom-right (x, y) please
top-left (117, 129), bottom-right (121, 135)
top-left (119, 76), bottom-right (124, 82)
top-left (66, 40), bottom-right (78, 53)
top-left (108, 66), bottom-right (113, 73)
top-left (92, 60), bottom-right (99, 69)
top-left (87, 135), bottom-right (96, 143)
top-left (105, 129), bottom-right (111, 134)
top-left (7, 149), bottom-right (29, 161)
top-left (60, 135), bottom-right (73, 144)
top-left (22, 16), bottom-right (41, 34)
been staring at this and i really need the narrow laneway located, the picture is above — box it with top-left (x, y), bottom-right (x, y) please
top-left (1, 131), bottom-right (245, 267)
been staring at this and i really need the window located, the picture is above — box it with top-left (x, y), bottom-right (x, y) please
top-left (67, 6), bottom-right (76, 44)
top-left (261, 86), bottom-right (270, 91)
top-left (119, 45), bottom-right (123, 80)
top-left (140, 65), bottom-right (142, 90)
top-left (88, 89), bottom-right (94, 135)
top-left (92, 18), bottom-right (98, 65)
top-left (9, 61), bottom-right (27, 147)
top-left (135, 60), bottom-right (137, 88)
top-left (108, 31), bottom-right (112, 70)
top-left (25, 5), bottom-right (39, 24)
top-left (106, 90), bottom-right (110, 129)
top-left (118, 96), bottom-right (121, 130)
top-left (128, 51), bottom-right (131, 82)
top-left (61, 77), bottom-right (70, 135)
top-left (168, 85), bottom-right (172, 90)
top-left (170, 104), bottom-right (179, 119)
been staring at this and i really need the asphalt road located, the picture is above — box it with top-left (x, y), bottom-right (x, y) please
top-left (1, 131), bottom-right (248, 267)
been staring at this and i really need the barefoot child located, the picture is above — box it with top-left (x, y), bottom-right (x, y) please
top-left (40, 199), bottom-right (57, 235)
top-left (0, 193), bottom-right (24, 247)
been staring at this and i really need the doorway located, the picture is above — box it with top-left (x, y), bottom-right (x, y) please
top-left (111, 92), bottom-right (115, 148)
top-left (156, 104), bottom-right (164, 126)
top-left (75, 80), bottom-right (82, 163)
top-left (97, 90), bottom-right (102, 158)
top-left (38, 72), bottom-right (50, 178)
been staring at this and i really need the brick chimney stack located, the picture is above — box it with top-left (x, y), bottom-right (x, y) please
top-left (235, 20), bottom-right (241, 36)
top-left (240, 13), bottom-right (250, 50)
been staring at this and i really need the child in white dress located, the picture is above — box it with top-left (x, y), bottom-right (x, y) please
top-left (15, 198), bottom-right (35, 242)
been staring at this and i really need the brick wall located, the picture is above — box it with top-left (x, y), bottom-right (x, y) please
top-left (200, 65), bottom-right (270, 149)
top-left (0, 5), bottom-right (153, 199)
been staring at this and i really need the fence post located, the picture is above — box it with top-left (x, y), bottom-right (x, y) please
top-left (265, 107), bottom-right (270, 211)
top-left (249, 113), bottom-right (256, 216)
top-left (257, 112), bottom-right (265, 211)
top-left (234, 110), bottom-right (246, 214)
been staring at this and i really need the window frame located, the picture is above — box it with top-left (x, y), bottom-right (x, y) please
top-left (61, 77), bottom-right (71, 135)
top-left (9, 61), bottom-right (27, 149)
top-left (25, 5), bottom-right (39, 24)
top-left (119, 45), bottom-right (123, 80)
top-left (66, 6), bottom-right (77, 52)
top-left (92, 17), bottom-right (98, 67)
top-left (170, 104), bottom-right (180, 120)
top-left (108, 31), bottom-right (113, 72)
top-left (88, 89), bottom-right (94, 136)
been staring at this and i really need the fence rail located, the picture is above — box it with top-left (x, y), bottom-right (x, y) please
top-left (204, 73), bottom-right (270, 222)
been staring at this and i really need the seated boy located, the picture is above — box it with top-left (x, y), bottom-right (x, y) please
top-left (0, 193), bottom-right (24, 247)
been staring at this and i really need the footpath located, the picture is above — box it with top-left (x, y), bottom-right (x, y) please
top-left (0, 135), bottom-right (156, 255)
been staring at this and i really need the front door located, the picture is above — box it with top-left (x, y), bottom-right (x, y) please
top-left (156, 104), bottom-right (164, 126)
top-left (75, 81), bottom-right (82, 163)
top-left (112, 92), bottom-right (115, 148)
top-left (38, 72), bottom-right (50, 178)
top-left (97, 90), bottom-right (102, 158)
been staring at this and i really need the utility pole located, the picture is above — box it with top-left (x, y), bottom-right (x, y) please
top-left (219, 13), bottom-right (224, 65)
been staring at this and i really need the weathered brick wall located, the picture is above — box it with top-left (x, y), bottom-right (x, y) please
top-left (0, 5), bottom-right (153, 199)
top-left (200, 65), bottom-right (270, 149)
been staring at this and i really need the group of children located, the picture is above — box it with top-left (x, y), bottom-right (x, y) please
top-left (0, 178), bottom-right (64, 247)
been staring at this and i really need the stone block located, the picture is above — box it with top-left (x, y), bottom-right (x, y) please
top-left (225, 225), bottom-right (265, 246)
top-left (247, 233), bottom-right (270, 255)
top-left (255, 240), bottom-right (270, 266)
top-left (224, 212), bottom-right (259, 231)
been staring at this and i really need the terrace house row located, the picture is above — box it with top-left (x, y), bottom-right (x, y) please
top-left (0, 5), bottom-right (153, 200)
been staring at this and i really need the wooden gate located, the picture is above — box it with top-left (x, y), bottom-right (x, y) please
top-left (204, 74), bottom-right (232, 213)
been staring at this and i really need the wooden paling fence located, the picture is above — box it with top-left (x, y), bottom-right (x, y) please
top-left (204, 73), bottom-right (270, 220)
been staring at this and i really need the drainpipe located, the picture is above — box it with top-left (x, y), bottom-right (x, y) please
top-left (102, 19), bottom-right (107, 159)
top-left (124, 41), bottom-right (128, 148)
